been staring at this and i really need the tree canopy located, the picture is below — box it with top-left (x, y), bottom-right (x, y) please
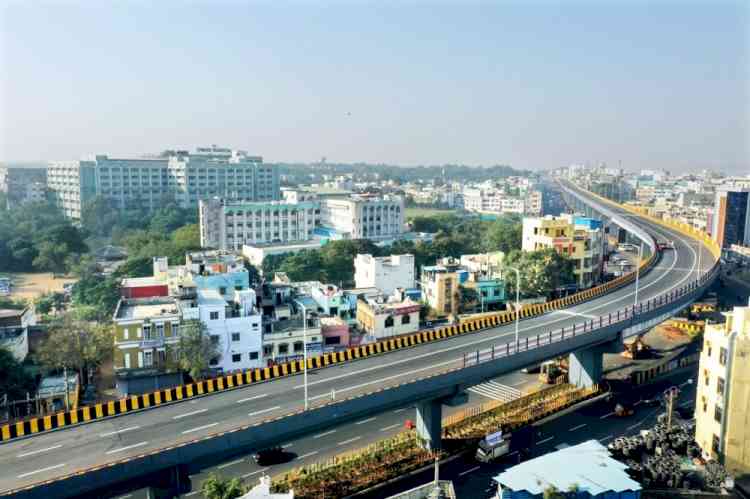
top-left (503, 248), bottom-right (576, 298)
top-left (166, 320), bottom-right (221, 380)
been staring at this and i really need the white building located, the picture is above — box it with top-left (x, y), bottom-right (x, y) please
top-left (354, 254), bottom-right (415, 295)
top-left (198, 288), bottom-right (263, 372)
top-left (199, 198), bottom-right (319, 250)
top-left (356, 295), bottom-right (421, 342)
top-left (242, 240), bottom-right (324, 267)
top-left (46, 146), bottom-right (279, 220)
top-left (319, 194), bottom-right (404, 240)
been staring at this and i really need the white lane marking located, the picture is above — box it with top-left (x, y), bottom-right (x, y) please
top-left (553, 310), bottom-right (596, 319)
top-left (182, 423), bottom-right (218, 435)
top-left (184, 492), bottom-right (199, 497)
top-left (627, 422), bottom-right (642, 431)
top-left (356, 417), bottom-right (377, 425)
top-left (380, 423), bottom-right (401, 432)
top-left (297, 451), bottom-right (318, 460)
top-left (600, 411), bottom-right (615, 419)
top-left (599, 435), bottom-right (614, 443)
top-left (282, 443), bottom-right (293, 449)
top-left (242, 468), bottom-right (269, 478)
top-left (173, 408), bottom-right (207, 420)
top-left (313, 430), bottom-right (337, 439)
top-left (338, 436), bottom-right (362, 446)
top-left (217, 458), bottom-right (244, 469)
top-left (537, 436), bottom-right (554, 445)
top-left (249, 406), bottom-right (281, 417)
top-left (236, 394), bottom-right (268, 404)
top-left (459, 465), bottom-right (481, 476)
top-left (17, 463), bottom-right (66, 479)
top-left (105, 441), bottom-right (149, 454)
top-left (17, 444), bottom-right (63, 458)
top-left (511, 380), bottom-right (527, 387)
top-left (100, 426), bottom-right (140, 437)
top-left (393, 408), bottom-right (407, 413)
top-left (569, 424), bottom-right (587, 432)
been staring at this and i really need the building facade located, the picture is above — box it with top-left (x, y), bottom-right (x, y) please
top-left (695, 304), bottom-right (750, 474)
top-left (521, 214), bottom-right (604, 289)
top-left (199, 198), bottom-right (319, 250)
top-left (421, 265), bottom-right (460, 317)
top-left (46, 146), bottom-right (279, 220)
top-left (0, 164), bottom-right (47, 209)
top-left (712, 190), bottom-right (750, 248)
top-left (354, 254), bottom-right (415, 295)
top-left (356, 296), bottom-right (421, 341)
top-left (319, 194), bottom-right (404, 240)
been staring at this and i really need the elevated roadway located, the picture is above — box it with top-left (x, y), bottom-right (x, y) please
top-left (0, 186), bottom-right (719, 497)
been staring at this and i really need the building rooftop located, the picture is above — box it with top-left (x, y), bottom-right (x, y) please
top-left (115, 297), bottom-right (180, 321)
top-left (493, 440), bottom-right (641, 496)
top-left (121, 276), bottom-right (166, 288)
top-left (0, 308), bottom-right (25, 320)
top-left (197, 288), bottom-right (227, 307)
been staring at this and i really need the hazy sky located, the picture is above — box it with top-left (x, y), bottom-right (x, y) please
top-left (1, 1), bottom-right (748, 172)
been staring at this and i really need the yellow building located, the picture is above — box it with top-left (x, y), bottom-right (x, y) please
top-left (521, 214), bottom-right (604, 289)
top-left (695, 303), bottom-right (750, 473)
top-left (420, 264), bottom-right (460, 317)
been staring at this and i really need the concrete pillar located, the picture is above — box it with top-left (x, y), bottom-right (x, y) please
top-left (568, 339), bottom-right (622, 388)
top-left (416, 399), bottom-right (442, 450)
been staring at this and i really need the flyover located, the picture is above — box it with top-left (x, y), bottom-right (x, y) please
top-left (1, 183), bottom-right (720, 498)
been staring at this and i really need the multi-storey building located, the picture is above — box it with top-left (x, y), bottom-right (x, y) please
top-left (356, 295), bottom-right (421, 341)
top-left (46, 146), bottom-right (278, 220)
top-left (354, 254), bottom-right (415, 295)
top-left (199, 198), bottom-right (319, 250)
top-left (197, 288), bottom-right (262, 372)
top-left (695, 304), bottom-right (750, 473)
top-left (420, 264), bottom-right (461, 317)
top-left (522, 214), bottom-right (604, 289)
top-left (0, 164), bottom-right (47, 209)
top-left (712, 190), bottom-right (750, 248)
top-left (318, 194), bottom-right (404, 240)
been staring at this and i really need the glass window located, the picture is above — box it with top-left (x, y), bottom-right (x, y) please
top-left (712, 434), bottom-right (721, 454)
top-left (717, 377), bottom-right (725, 396)
top-left (210, 311), bottom-right (219, 320)
top-left (714, 405), bottom-right (723, 423)
top-left (143, 350), bottom-right (153, 367)
top-left (279, 343), bottom-right (289, 354)
top-left (719, 347), bottom-right (728, 366)
top-left (249, 351), bottom-right (259, 360)
top-left (232, 332), bottom-right (241, 342)
top-left (401, 314), bottom-right (410, 325)
top-left (232, 353), bottom-right (242, 363)
top-left (385, 316), bottom-right (394, 328)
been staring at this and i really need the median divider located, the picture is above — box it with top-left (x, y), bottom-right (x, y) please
top-left (4, 186), bottom-right (716, 444)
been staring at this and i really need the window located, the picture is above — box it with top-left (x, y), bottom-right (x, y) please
top-left (123, 328), bottom-right (129, 340)
top-left (712, 435), bottom-right (721, 454)
top-left (143, 325), bottom-right (152, 340)
top-left (172, 323), bottom-right (180, 337)
top-left (717, 377), bottom-right (725, 396)
top-left (263, 344), bottom-right (273, 356)
top-left (705, 340), bottom-right (712, 357)
top-left (209, 357), bottom-right (219, 366)
top-left (704, 372), bottom-right (710, 386)
top-left (278, 343), bottom-right (289, 354)
top-left (249, 351), bottom-right (259, 360)
top-left (719, 347), bottom-right (728, 366)
top-left (143, 350), bottom-right (153, 367)
top-left (211, 335), bottom-right (220, 345)
top-left (232, 353), bottom-right (242, 363)
top-left (232, 332), bottom-right (241, 342)
top-left (155, 324), bottom-right (164, 338)
top-left (293, 341), bottom-right (304, 353)
top-left (219, 287), bottom-right (227, 295)
top-left (401, 315), bottom-right (411, 325)
top-left (714, 405), bottom-right (723, 423)
top-left (325, 336), bottom-right (340, 345)
top-left (210, 311), bottom-right (219, 320)
top-left (385, 316), bottom-right (394, 328)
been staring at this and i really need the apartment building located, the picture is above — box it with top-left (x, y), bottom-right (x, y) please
top-left (198, 288), bottom-right (263, 372)
top-left (421, 264), bottom-right (461, 317)
top-left (354, 253), bottom-right (415, 295)
top-left (463, 188), bottom-right (541, 216)
top-left (318, 194), bottom-right (404, 240)
top-left (46, 146), bottom-right (278, 220)
top-left (695, 304), bottom-right (750, 474)
top-left (712, 190), bottom-right (750, 248)
top-left (0, 164), bottom-right (47, 209)
top-left (199, 198), bottom-right (319, 250)
top-left (522, 214), bottom-right (604, 289)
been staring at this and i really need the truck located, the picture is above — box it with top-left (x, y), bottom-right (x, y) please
top-left (475, 426), bottom-right (532, 463)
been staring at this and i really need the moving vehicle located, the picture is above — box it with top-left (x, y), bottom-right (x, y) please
top-left (539, 359), bottom-right (568, 384)
top-left (618, 244), bottom-right (637, 252)
top-left (253, 446), bottom-right (292, 466)
top-left (476, 430), bottom-right (511, 462)
top-left (657, 240), bottom-right (675, 250)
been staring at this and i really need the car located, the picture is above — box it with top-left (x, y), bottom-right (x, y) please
top-left (253, 446), bottom-right (293, 466)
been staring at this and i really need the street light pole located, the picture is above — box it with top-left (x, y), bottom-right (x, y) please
top-left (301, 303), bottom-right (309, 411)
top-left (506, 267), bottom-right (521, 345)
top-left (634, 243), bottom-right (643, 310)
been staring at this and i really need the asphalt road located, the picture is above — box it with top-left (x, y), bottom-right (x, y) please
top-left (0, 206), bottom-right (715, 494)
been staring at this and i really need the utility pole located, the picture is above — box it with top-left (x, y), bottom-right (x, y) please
top-left (634, 243), bottom-right (643, 310)
top-left (664, 386), bottom-right (680, 431)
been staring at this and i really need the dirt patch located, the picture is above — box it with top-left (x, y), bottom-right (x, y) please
top-left (2, 273), bottom-right (77, 301)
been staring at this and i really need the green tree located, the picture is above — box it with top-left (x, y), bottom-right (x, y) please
top-left (201, 473), bottom-right (247, 499)
top-left (35, 314), bottom-right (114, 385)
top-left (34, 292), bottom-right (66, 315)
top-left (459, 286), bottom-right (479, 313)
top-left (483, 216), bottom-right (522, 253)
top-left (0, 347), bottom-right (35, 401)
top-left (504, 248), bottom-right (576, 298)
top-left (33, 241), bottom-right (71, 274)
top-left (167, 320), bottom-right (220, 380)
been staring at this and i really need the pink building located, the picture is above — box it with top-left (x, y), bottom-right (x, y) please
top-left (320, 316), bottom-right (350, 349)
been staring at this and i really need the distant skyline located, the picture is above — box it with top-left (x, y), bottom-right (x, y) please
top-left (1, 1), bottom-right (748, 173)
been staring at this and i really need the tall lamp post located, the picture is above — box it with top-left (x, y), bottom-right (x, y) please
top-left (299, 302), bottom-right (309, 410)
top-left (634, 242), bottom-right (643, 310)
top-left (505, 267), bottom-right (521, 345)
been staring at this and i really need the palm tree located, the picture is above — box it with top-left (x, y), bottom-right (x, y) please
top-left (201, 473), bottom-right (246, 499)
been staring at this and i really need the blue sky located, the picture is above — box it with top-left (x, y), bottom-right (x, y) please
top-left (1, 1), bottom-right (748, 172)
